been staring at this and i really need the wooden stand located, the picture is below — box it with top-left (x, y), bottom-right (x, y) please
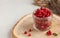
top-left (12, 13), bottom-right (60, 38)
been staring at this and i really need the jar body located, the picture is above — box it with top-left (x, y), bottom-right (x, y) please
top-left (33, 15), bottom-right (52, 31)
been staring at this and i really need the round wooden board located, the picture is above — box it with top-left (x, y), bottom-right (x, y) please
top-left (12, 13), bottom-right (60, 38)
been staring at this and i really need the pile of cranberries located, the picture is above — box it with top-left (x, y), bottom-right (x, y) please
top-left (34, 8), bottom-right (51, 18)
top-left (33, 7), bottom-right (52, 31)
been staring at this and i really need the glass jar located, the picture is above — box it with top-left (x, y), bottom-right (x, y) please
top-left (33, 7), bottom-right (52, 31)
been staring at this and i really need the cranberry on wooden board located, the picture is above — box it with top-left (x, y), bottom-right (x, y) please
top-left (28, 33), bottom-right (31, 36)
top-left (24, 31), bottom-right (27, 34)
top-left (29, 29), bottom-right (32, 32)
top-left (46, 30), bottom-right (52, 36)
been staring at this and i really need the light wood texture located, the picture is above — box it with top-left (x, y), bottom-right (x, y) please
top-left (12, 13), bottom-right (60, 38)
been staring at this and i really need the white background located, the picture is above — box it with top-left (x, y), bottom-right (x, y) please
top-left (0, 0), bottom-right (39, 38)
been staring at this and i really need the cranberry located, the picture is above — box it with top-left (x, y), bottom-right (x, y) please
top-left (28, 33), bottom-right (31, 36)
top-left (46, 30), bottom-right (52, 36)
top-left (35, 20), bottom-right (40, 24)
top-left (41, 25), bottom-right (47, 29)
top-left (41, 7), bottom-right (46, 10)
top-left (41, 25), bottom-right (46, 29)
top-left (36, 21), bottom-right (40, 24)
top-left (24, 31), bottom-right (27, 34)
top-left (29, 29), bottom-right (32, 32)
top-left (47, 22), bottom-right (51, 27)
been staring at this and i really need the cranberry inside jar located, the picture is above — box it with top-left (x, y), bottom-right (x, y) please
top-left (33, 7), bottom-right (52, 31)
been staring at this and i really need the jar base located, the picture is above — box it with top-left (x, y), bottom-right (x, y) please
top-left (33, 24), bottom-right (51, 31)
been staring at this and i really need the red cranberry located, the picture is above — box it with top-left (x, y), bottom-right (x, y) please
top-left (41, 7), bottom-right (46, 10)
top-left (46, 30), bottom-right (52, 36)
top-left (47, 22), bottom-right (51, 27)
top-left (35, 20), bottom-right (40, 24)
top-left (41, 25), bottom-right (47, 29)
top-left (29, 29), bottom-right (32, 32)
top-left (28, 33), bottom-right (31, 36)
top-left (24, 31), bottom-right (27, 34)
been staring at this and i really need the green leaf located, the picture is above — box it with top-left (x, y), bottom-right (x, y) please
top-left (53, 33), bottom-right (58, 36)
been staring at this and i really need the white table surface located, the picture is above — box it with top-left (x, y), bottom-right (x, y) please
top-left (0, 0), bottom-right (39, 38)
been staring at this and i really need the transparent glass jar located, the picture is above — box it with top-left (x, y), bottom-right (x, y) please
top-left (33, 8), bottom-right (52, 31)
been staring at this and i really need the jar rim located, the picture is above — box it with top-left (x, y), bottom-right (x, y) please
top-left (33, 12), bottom-right (52, 19)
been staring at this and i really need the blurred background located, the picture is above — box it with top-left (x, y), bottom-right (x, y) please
top-left (0, 0), bottom-right (39, 38)
top-left (34, 0), bottom-right (60, 15)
